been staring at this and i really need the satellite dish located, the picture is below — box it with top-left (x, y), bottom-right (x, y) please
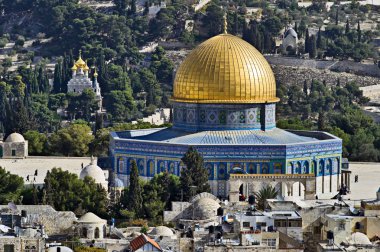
top-left (7, 202), bottom-right (18, 213)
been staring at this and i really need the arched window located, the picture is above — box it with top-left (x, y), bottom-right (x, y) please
top-left (82, 227), bottom-right (88, 238)
top-left (218, 163), bottom-right (227, 179)
top-left (205, 163), bottom-right (213, 179)
top-left (138, 159), bottom-right (145, 176)
top-left (148, 160), bottom-right (155, 176)
top-left (169, 162), bottom-right (175, 174)
top-left (248, 163), bottom-right (257, 174)
top-left (319, 160), bottom-right (325, 175)
top-left (95, 227), bottom-right (100, 239)
top-left (118, 158), bottom-right (125, 173)
top-left (303, 161), bottom-right (309, 174)
top-left (103, 225), bottom-right (107, 238)
top-left (261, 164), bottom-right (268, 174)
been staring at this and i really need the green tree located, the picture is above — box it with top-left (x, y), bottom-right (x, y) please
top-left (180, 147), bottom-right (210, 201)
top-left (203, 4), bottom-right (224, 37)
top-left (254, 185), bottom-right (278, 210)
top-left (53, 59), bottom-right (63, 93)
top-left (357, 21), bottom-right (361, 43)
top-left (49, 124), bottom-right (94, 156)
top-left (309, 35), bottom-right (317, 58)
top-left (128, 160), bottom-right (143, 216)
top-left (0, 167), bottom-right (24, 204)
top-left (24, 130), bottom-right (48, 155)
top-left (345, 19), bottom-right (350, 35)
top-left (305, 28), bottom-right (310, 53)
top-left (43, 168), bottom-right (108, 217)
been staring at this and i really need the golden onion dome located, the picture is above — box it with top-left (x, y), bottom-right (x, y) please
top-left (75, 50), bottom-right (86, 68)
top-left (93, 70), bottom-right (98, 77)
top-left (71, 64), bottom-right (77, 71)
top-left (83, 63), bottom-right (90, 71)
top-left (172, 34), bottom-right (279, 104)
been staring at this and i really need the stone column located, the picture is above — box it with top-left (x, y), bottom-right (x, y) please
top-left (305, 178), bottom-right (316, 200)
top-left (229, 180), bottom-right (240, 203)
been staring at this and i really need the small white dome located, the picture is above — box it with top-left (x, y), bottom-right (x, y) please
top-left (78, 212), bottom-right (106, 224)
top-left (149, 226), bottom-right (174, 237)
top-left (350, 232), bottom-right (371, 245)
top-left (80, 162), bottom-right (106, 185)
top-left (5, 133), bottom-right (25, 143)
top-left (47, 246), bottom-right (73, 252)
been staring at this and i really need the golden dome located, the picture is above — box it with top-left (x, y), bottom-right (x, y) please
top-left (71, 64), bottom-right (77, 71)
top-left (93, 69), bottom-right (98, 77)
top-left (173, 34), bottom-right (279, 104)
top-left (83, 62), bottom-right (90, 71)
top-left (75, 57), bottom-right (86, 68)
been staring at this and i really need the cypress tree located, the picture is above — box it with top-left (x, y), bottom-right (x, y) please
top-left (303, 80), bottom-right (308, 96)
top-left (98, 52), bottom-right (107, 92)
top-left (53, 60), bottom-right (62, 93)
top-left (345, 19), bottom-right (350, 35)
top-left (317, 111), bottom-right (326, 130)
top-left (0, 82), bottom-right (8, 129)
top-left (128, 160), bottom-right (143, 215)
top-left (309, 35), bottom-right (317, 58)
top-left (294, 22), bottom-right (298, 33)
top-left (335, 7), bottom-right (339, 25)
top-left (317, 27), bottom-right (322, 49)
top-left (233, 12), bottom-right (238, 35)
top-left (180, 147), bottom-right (211, 201)
top-left (242, 22), bottom-right (250, 43)
top-left (143, 1), bottom-right (149, 15)
top-left (305, 28), bottom-right (310, 53)
top-left (31, 67), bottom-right (39, 93)
top-left (130, 0), bottom-right (136, 15)
top-left (263, 31), bottom-right (272, 53)
top-left (357, 21), bottom-right (361, 42)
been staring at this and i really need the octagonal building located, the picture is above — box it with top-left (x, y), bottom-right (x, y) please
top-left (110, 33), bottom-right (342, 200)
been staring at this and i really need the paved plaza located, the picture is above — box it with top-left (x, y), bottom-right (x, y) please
top-left (0, 157), bottom-right (378, 202)
top-left (347, 162), bottom-right (380, 200)
top-left (0, 156), bottom-right (92, 186)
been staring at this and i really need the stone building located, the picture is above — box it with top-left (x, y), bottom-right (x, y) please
top-left (0, 237), bottom-right (45, 252)
top-left (0, 133), bottom-right (28, 158)
top-left (110, 29), bottom-right (342, 200)
top-left (281, 27), bottom-right (298, 55)
top-left (164, 192), bottom-right (220, 223)
top-left (76, 212), bottom-right (107, 240)
top-left (67, 52), bottom-right (102, 109)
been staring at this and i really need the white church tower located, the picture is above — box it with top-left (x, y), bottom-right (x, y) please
top-left (67, 51), bottom-right (102, 109)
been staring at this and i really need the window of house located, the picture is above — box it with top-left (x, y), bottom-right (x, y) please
top-left (262, 239), bottom-right (276, 248)
top-left (11, 149), bottom-right (16, 156)
top-left (243, 222), bottom-right (250, 228)
top-left (257, 222), bottom-right (267, 227)
top-left (338, 221), bottom-right (345, 230)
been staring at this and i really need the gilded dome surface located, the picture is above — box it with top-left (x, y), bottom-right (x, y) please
top-left (173, 34), bottom-right (279, 104)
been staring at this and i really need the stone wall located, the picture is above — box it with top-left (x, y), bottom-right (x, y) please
top-left (0, 205), bottom-right (77, 235)
top-left (272, 65), bottom-right (380, 88)
top-left (266, 56), bottom-right (380, 78)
